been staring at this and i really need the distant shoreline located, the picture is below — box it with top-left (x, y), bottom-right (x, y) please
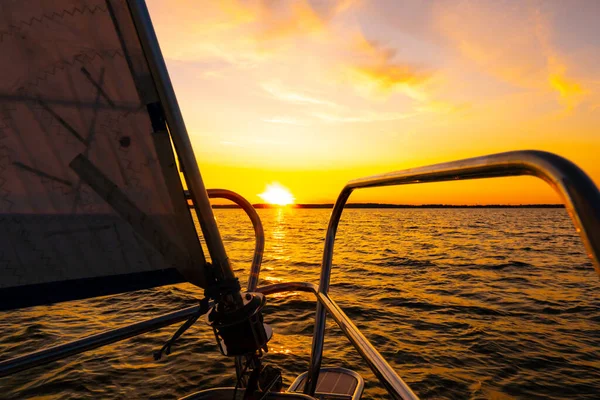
top-left (210, 203), bottom-right (565, 209)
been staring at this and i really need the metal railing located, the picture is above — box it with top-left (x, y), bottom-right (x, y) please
top-left (0, 188), bottom-right (265, 378)
top-left (206, 189), bottom-right (265, 292)
top-left (205, 188), bottom-right (265, 381)
top-left (304, 150), bottom-right (600, 398)
top-left (0, 304), bottom-right (202, 377)
top-left (2, 151), bottom-right (599, 400)
top-left (1, 281), bottom-right (415, 399)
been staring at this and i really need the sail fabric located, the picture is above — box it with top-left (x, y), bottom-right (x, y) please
top-left (0, 0), bottom-right (206, 309)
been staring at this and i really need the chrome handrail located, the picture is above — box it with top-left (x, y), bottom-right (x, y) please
top-left (205, 188), bottom-right (265, 382)
top-left (260, 283), bottom-right (417, 399)
top-left (2, 282), bottom-right (416, 400)
top-left (258, 282), bottom-right (417, 399)
top-left (4, 151), bottom-right (598, 398)
top-left (206, 189), bottom-right (265, 292)
top-left (1, 189), bottom-right (265, 378)
top-left (0, 305), bottom-right (202, 377)
top-left (305, 150), bottom-right (600, 399)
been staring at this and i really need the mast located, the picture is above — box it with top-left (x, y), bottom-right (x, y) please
top-left (127, 0), bottom-right (241, 304)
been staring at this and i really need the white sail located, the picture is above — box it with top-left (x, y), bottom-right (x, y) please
top-left (0, 0), bottom-right (206, 310)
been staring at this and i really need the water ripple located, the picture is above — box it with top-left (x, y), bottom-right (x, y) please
top-left (1, 208), bottom-right (599, 399)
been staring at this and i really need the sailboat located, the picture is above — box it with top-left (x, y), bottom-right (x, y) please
top-left (1, 1), bottom-right (599, 399)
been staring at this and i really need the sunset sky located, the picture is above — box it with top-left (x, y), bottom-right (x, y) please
top-left (147, 0), bottom-right (599, 205)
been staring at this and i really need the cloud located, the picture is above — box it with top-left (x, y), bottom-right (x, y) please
top-left (414, 100), bottom-right (469, 114)
top-left (150, 0), bottom-right (358, 56)
top-left (150, 0), bottom-right (465, 127)
top-left (151, 1), bottom-right (426, 87)
top-left (312, 110), bottom-right (411, 123)
top-left (547, 62), bottom-right (587, 110)
top-left (253, 1), bottom-right (326, 41)
top-left (435, 2), bottom-right (545, 87)
top-left (248, 0), bottom-right (360, 42)
top-left (261, 82), bottom-right (339, 107)
top-left (533, 11), bottom-right (588, 111)
top-left (263, 116), bottom-right (308, 125)
top-left (434, 1), bottom-right (591, 111)
top-left (345, 36), bottom-right (429, 93)
top-left (220, 136), bottom-right (288, 147)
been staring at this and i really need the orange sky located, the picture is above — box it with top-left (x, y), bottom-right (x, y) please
top-left (147, 0), bottom-right (600, 205)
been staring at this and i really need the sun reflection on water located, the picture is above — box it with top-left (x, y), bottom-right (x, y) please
top-left (271, 208), bottom-right (290, 263)
top-left (270, 345), bottom-right (292, 355)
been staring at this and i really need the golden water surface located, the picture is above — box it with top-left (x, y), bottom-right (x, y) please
top-left (1, 208), bottom-right (599, 399)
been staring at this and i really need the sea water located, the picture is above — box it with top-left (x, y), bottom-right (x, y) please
top-left (1, 208), bottom-right (599, 399)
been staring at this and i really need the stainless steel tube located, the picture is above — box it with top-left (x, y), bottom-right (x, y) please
top-left (205, 189), bottom-right (265, 382)
top-left (304, 189), bottom-right (352, 396)
top-left (206, 189), bottom-right (264, 292)
top-left (127, 0), bottom-right (236, 286)
top-left (256, 281), bottom-right (318, 295)
top-left (316, 292), bottom-right (419, 400)
top-left (307, 150), bottom-right (600, 398)
top-left (256, 282), bottom-right (417, 399)
top-left (0, 305), bottom-right (201, 378)
top-left (1, 281), bottom-right (419, 399)
top-left (343, 151), bottom-right (600, 271)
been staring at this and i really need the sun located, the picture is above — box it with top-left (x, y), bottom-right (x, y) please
top-left (258, 183), bottom-right (295, 206)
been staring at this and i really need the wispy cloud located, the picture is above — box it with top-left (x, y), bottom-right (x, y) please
top-left (150, 0), bottom-right (359, 60)
top-left (434, 1), bottom-right (593, 112)
top-left (415, 100), bottom-right (469, 114)
top-left (263, 116), bottom-right (308, 125)
top-left (533, 11), bottom-right (588, 111)
top-left (253, 1), bottom-right (326, 41)
top-left (547, 63), bottom-right (587, 111)
top-left (261, 82), bottom-right (339, 107)
top-left (220, 136), bottom-right (289, 147)
top-left (149, 0), bottom-right (599, 203)
top-left (312, 110), bottom-right (411, 123)
top-left (344, 36), bottom-right (429, 93)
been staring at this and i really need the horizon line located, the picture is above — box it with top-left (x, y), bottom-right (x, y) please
top-left (207, 202), bottom-right (565, 209)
